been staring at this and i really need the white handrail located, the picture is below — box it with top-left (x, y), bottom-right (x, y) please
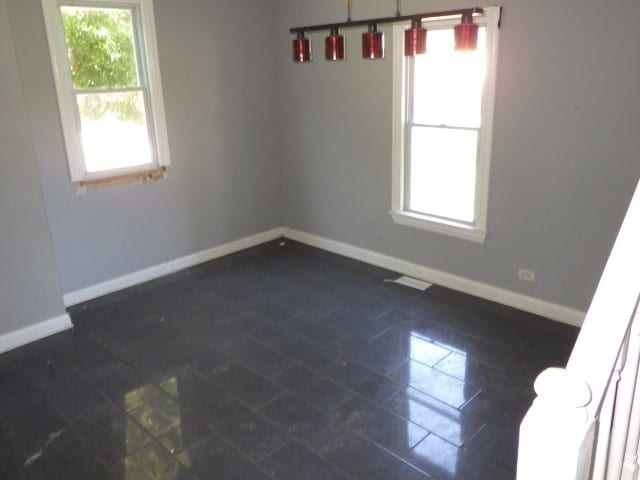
top-left (567, 178), bottom-right (640, 419)
top-left (518, 177), bottom-right (640, 480)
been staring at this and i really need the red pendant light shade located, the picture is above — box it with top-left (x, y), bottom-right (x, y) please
top-left (362, 23), bottom-right (384, 59)
top-left (325, 28), bottom-right (345, 61)
top-left (404, 18), bottom-right (426, 57)
top-left (454, 12), bottom-right (479, 51)
top-left (293, 31), bottom-right (312, 63)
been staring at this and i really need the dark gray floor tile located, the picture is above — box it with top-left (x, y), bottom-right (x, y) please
top-left (375, 309), bottom-right (427, 328)
top-left (84, 419), bottom-right (153, 465)
top-left (386, 388), bottom-right (485, 447)
top-left (197, 323), bottom-right (247, 352)
top-left (127, 387), bottom-right (182, 437)
top-left (430, 327), bottom-right (517, 371)
top-left (227, 338), bottom-right (293, 379)
top-left (242, 299), bottom-right (299, 324)
top-left (0, 241), bottom-right (578, 480)
top-left (225, 309), bottom-right (275, 335)
top-left (0, 402), bottom-right (76, 470)
top-left (406, 434), bottom-right (468, 480)
top-left (159, 338), bottom-right (230, 377)
top-left (64, 338), bottom-right (123, 378)
top-left (465, 422), bottom-right (519, 475)
top-left (156, 411), bottom-right (214, 456)
top-left (318, 308), bottom-right (389, 341)
top-left (121, 341), bottom-right (188, 382)
top-left (258, 394), bottom-right (334, 448)
top-left (434, 350), bottom-right (535, 406)
top-left (21, 445), bottom-right (115, 480)
top-left (266, 331), bottom-right (336, 370)
top-left (302, 421), bottom-right (352, 453)
top-left (91, 321), bottom-right (149, 354)
top-left (209, 401), bottom-right (287, 462)
top-left (70, 402), bottom-right (131, 438)
top-left (156, 367), bottom-right (232, 415)
top-left (91, 363), bottom-right (150, 405)
top-left (185, 440), bottom-right (272, 480)
top-left (17, 350), bottom-right (83, 389)
top-left (112, 442), bottom-right (194, 480)
top-left (174, 434), bottom-right (225, 467)
top-left (206, 362), bottom-right (282, 409)
top-left (226, 316), bottom-right (291, 347)
top-left (47, 379), bottom-right (110, 422)
top-left (321, 430), bottom-right (430, 480)
top-left (323, 357), bottom-right (402, 403)
top-left (407, 432), bottom-right (513, 480)
top-left (273, 365), bottom-right (353, 414)
top-left (281, 315), bottom-right (348, 347)
top-left (333, 292), bottom-right (392, 320)
top-left (117, 383), bottom-right (170, 413)
top-left (461, 389), bottom-right (529, 427)
top-left (371, 288), bottom-right (426, 316)
top-left (332, 395), bottom-right (428, 456)
top-left (337, 336), bottom-right (407, 375)
top-left (370, 329), bottom-right (451, 367)
top-left (260, 442), bottom-right (351, 480)
top-left (0, 378), bottom-right (46, 418)
top-left (390, 360), bottom-right (480, 409)
top-left (275, 290), bottom-right (337, 318)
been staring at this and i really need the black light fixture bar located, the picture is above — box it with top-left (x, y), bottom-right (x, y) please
top-left (289, 7), bottom-right (484, 34)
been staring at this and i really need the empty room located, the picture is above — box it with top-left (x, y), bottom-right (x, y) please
top-left (1, 0), bottom-right (639, 479)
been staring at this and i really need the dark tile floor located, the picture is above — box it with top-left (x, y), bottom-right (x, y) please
top-left (0, 240), bottom-right (579, 480)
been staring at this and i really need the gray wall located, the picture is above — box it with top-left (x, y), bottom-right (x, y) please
top-left (275, 0), bottom-right (640, 311)
top-left (2, 0), bottom-right (638, 326)
top-left (8, 0), bottom-right (282, 294)
top-left (0, 0), bottom-right (66, 335)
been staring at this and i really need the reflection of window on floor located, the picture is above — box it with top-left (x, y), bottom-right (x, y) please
top-left (124, 377), bottom-right (188, 478)
top-left (408, 336), bottom-right (467, 477)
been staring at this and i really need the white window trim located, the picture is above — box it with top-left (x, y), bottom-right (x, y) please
top-left (42, 0), bottom-right (171, 184)
top-left (391, 6), bottom-right (501, 244)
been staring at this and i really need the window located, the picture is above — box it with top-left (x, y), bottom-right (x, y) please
top-left (42, 0), bottom-right (170, 191)
top-left (391, 7), bottom-right (500, 243)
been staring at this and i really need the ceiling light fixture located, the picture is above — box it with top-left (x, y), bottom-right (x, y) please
top-left (325, 27), bottom-right (345, 61)
top-left (293, 31), bottom-right (312, 63)
top-left (404, 18), bottom-right (426, 57)
top-left (289, 3), bottom-right (493, 64)
top-left (454, 11), bottom-right (480, 51)
top-left (362, 23), bottom-right (384, 60)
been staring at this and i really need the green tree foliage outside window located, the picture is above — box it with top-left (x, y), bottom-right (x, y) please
top-left (61, 7), bottom-right (145, 123)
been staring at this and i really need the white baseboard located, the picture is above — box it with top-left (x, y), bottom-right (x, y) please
top-left (63, 228), bottom-right (285, 307)
top-left (282, 228), bottom-right (586, 327)
top-left (0, 314), bottom-right (72, 354)
top-left (61, 224), bottom-right (585, 327)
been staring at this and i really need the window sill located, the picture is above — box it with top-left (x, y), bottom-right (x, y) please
top-left (74, 166), bottom-right (169, 194)
top-left (390, 210), bottom-right (487, 244)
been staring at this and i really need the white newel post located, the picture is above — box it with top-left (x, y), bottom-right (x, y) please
top-left (518, 368), bottom-right (595, 480)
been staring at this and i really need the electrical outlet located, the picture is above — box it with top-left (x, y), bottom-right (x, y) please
top-left (518, 268), bottom-right (536, 282)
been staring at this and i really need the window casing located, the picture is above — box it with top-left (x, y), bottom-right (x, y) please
top-left (391, 7), bottom-right (500, 243)
top-left (42, 0), bottom-right (170, 190)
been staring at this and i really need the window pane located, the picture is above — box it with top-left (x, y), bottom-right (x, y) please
top-left (61, 6), bottom-right (140, 90)
top-left (412, 28), bottom-right (486, 128)
top-left (408, 126), bottom-right (477, 222)
top-left (77, 91), bottom-right (152, 173)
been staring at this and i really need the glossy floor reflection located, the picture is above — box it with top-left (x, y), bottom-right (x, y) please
top-left (0, 240), bottom-right (578, 479)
